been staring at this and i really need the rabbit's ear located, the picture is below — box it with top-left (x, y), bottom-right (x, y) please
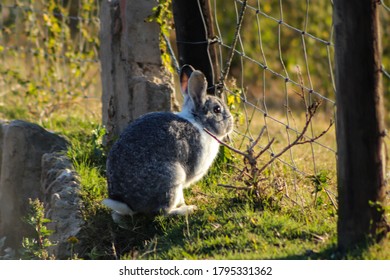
top-left (180, 65), bottom-right (195, 95)
top-left (188, 70), bottom-right (207, 108)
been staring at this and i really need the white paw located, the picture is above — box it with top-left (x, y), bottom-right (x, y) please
top-left (102, 198), bottom-right (134, 216)
top-left (167, 204), bottom-right (198, 216)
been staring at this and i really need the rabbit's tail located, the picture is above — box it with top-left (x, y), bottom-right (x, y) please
top-left (102, 198), bottom-right (135, 216)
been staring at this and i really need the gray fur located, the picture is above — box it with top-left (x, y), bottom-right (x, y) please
top-left (107, 113), bottom-right (202, 213)
top-left (105, 65), bottom-right (233, 216)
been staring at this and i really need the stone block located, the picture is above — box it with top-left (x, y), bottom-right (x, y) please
top-left (0, 120), bottom-right (67, 254)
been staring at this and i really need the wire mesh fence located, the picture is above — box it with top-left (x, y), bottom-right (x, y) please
top-left (193, 0), bottom-right (339, 208)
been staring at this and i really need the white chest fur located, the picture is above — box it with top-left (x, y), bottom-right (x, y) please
top-left (189, 129), bottom-right (220, 185)
top-left (176, 110), bottom-right (221, 187)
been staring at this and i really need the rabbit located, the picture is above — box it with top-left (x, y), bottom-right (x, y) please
top-left (103, 65), bottom-right (233, 217)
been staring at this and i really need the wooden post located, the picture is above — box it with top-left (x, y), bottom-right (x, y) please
top-left (172, 0), bottom-right (219, 94)
top-left (334, 0), bottom-right (388, 250)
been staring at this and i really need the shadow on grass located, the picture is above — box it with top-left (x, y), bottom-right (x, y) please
top-left (76, 209), bottom-right (189, 259)
top-left (277, 245), bottom-right (340, 260)
top-left (279, 237), bottom-right (390, 260)
top-left (76, 213), bottom-right (152, 259)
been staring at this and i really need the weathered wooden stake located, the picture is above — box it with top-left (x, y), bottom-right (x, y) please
top-left (172, 0), bottom-right (219, 94)
top-left (334, 0), bottom-right (388, 250)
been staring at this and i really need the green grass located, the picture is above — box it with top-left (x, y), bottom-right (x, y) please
top-left (145, 200), bottom-right (336, 260)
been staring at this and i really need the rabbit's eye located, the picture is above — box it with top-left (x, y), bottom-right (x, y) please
top-left (213, 105), bottom-right (222, 114)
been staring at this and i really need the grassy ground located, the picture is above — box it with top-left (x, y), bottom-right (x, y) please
top-left (73, 144), bottom-right (339, 260)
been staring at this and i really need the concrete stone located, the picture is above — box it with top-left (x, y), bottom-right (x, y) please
top-left (0, 120), bottom-right (67, 254)
top-left (41, 153), bottom-right (83, 259)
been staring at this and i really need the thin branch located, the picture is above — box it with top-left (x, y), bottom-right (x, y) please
top-left (218, 184), bottom-right (252, 191)
top-left (324, 188), bottom-right (338, 210)
top-left (203, 128), bottom-right (248, 158)
top-left (255, 138), bottom-right (275, 160)
top-left (248, 126), bottom-right (266, 151)
top-left (257, 101), bottom-right (322, 174)
top-left (296, 119), bottom-right (334, 146)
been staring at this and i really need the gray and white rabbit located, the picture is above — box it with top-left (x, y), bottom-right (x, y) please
top-left (103, 65), bottom-right (233, 216)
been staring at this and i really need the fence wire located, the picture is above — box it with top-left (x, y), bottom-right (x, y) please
top-left (206, 0), bottom-right (338, 199)
top-left (181, 0), bottom-right (389, 206)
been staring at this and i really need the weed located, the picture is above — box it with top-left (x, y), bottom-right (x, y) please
top-left (67, 124), bottom-right (107, 173)
top-left (21, 199), bottom-right (55, 260)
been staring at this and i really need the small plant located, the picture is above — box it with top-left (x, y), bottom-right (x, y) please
top-left (308, 170), bottom-right (337, 209)
top-left (146, 0), bottom-right (174, 73)
top-left (67, 124), bottom-right (107, 171)
top-left (67, 236), bottom-right (81, 260)
top-left (21, 198), bottom-right (55, 260)
top-left (91, 125), bottom-right (108, 164)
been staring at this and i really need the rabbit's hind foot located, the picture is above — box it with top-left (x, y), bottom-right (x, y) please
top-left (166, 204), bottom-right (198, 216)
top-left (102, 198), bottom-right (135, 216)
